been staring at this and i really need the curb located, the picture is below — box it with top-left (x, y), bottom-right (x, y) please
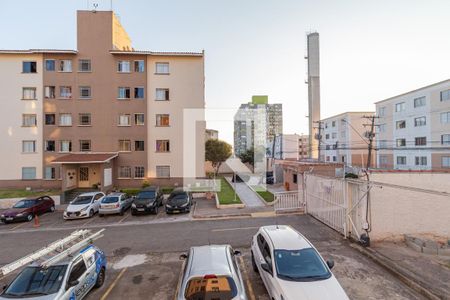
top-left (192, 213), bottom-right (252, 220)
top-left (349, 243), bottom-right (443, 300)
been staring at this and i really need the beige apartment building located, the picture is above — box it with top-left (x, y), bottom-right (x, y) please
top-left (320, 112), bottom-right (375, 167)
top-left (0, 10), bottom-right (205, 192)
top-left (275, 134), bottom-right (310, 160)
top-left (375, 79), bottom-right (450, 170)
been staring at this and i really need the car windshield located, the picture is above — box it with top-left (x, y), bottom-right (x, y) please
top-left (168, 195), bottom-right (187, 206)
top-left (13, 200), bottom-right (36, 208)
top-left (274, 248), bottom-right (331, 281)
top-left (137, 191), bottom-right (156, 199)
top-left (184, 276), bottom-right (237, 300)
top-left (3, 265), bottom-right (68, 297)
top-left (71, 195), bottom-right (93, 205)
top-left (102, 196), bottom-right (119, 203)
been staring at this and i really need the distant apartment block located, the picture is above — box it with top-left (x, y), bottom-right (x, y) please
top-left (274, 134), bottom-right (310, 160)
top-left (320, 112), bottom-right (375, 167)
top-left (0, 10), bottom-right (205, 191)
top-left (234, 96), bottom-right (282, 156)
top-left (375, 79), bottom-right (450, 170)
top-left (205, 129), bottom-right (219, 141)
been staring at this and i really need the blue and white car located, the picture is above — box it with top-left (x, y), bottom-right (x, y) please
top-left (0, 245), bottom-right (107, 300)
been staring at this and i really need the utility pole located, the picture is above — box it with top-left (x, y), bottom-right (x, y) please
top-left (313, 121), bottom-right (324, 161)
top-left (363, 115), bottom-right (379, 169)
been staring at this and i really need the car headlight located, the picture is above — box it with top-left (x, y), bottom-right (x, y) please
top-left (166, 204), bottom-right (172, 208)
top-left (16, 213), bottom-right (23, 217)
top-left (0, 214), bottom-right (4, 218)
top-left (147, 202), bottom-right (155, 207)
top-left (132, 203), bottom-right (136, 208)
top-left (80, 206), bottom-right (88, 212)
top-left (180, 202), bottom-right (188, 207)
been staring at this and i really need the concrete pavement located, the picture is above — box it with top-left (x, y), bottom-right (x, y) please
top-left (225, 177), bottom-right (266, 207)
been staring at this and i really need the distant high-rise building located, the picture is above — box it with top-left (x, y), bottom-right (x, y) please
top-left (306, 32), bottom-right (321, 159)
top-left (274, 134), bottom-right (310, 160)
top-left (234, 96), bottom-right (282, 156)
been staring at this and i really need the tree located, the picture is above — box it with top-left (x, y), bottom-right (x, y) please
top-left (205, 139), bottom-right (232, 176)
top-left (238, 148), bottom-right (254, 167)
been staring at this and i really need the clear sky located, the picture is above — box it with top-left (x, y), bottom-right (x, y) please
top-left (1, 0), bottom-right (449, 144)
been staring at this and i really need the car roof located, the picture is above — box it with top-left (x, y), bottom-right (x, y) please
top-left (141, 186), bottom-right (158, 191)
top-left (171, 187), bottom-right (186, 193)
top-left (78, 192), bottom-right (100, 197)
top-left (107, 192), bottom-right (124, 196)
top-left (261, 225), bottom-right (312, 250)
top-left (188, 245), bottom-right (232, 277)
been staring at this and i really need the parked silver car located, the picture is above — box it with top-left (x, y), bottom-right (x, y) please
top-left (177, 245), bottom-right (247, 300)
top-left (98, 193), bottom-right (132, 216)
top-left (64, 192), bottom-right (105, 220)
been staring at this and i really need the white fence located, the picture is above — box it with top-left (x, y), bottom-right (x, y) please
top-left (274, 191), bottom-right (305, 211)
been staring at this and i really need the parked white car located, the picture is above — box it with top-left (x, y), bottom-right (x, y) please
top-left (251, 225), bottom-right (349, 300)
top-left (63, 192), bottom-right (105, 220)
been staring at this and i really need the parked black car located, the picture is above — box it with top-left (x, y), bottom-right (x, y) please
top-left (131, 187), bottom-right (164, 215)
top-left (165, 188), bottom-right (192, 214)
top-left (266, 171), bottom-right (274, 184)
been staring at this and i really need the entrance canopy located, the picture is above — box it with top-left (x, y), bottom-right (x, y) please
top-left (51, 153), bottom-right (118, 164)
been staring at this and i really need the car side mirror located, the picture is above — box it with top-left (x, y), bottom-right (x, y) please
top-left (179, 254), bottom-right (188, 260)
top-left (2, 284), bottom-right (8, 291)
top-left (261, 263), bottom-right (272, 275)
top-left (326, 259), bottom-right (335, 269)
top-left (132, 195), bottom-right (136, 199)
top-left (233, 250), bottom-right (241, 256)
top-left (69, 280), bottom-right (79, 287)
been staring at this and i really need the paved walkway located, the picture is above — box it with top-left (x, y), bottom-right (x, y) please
top-left (224, 177), bottom-right (265, 207)
top-left (193, 197), bottom-right (273, 219)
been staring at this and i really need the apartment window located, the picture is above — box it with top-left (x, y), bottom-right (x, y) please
top-left (22, 141), bottom-right (36, 153)
top-left (378, 106), bottom-right (386, 117)
top-left (59, 114), bottom-right (72, 126)
top-left (395, 102), bottom-right (405, 112)
top-left (45, 114), bottom-right (55, 125)
top-left (78, 59), bottom-right (91, 72)
top-left (135, 166), bottom-right (145, 178)
top-left (134, 113), bottom-right (145, 125)
top-left (119, 166), bottom-right (132, 178)
top-left (22, 61), bottom-right (37, 73)
top-left (156, 140), bottom-right (170, 152)
top-left (379, 155), bottom-right (389, 167)
top-left (45, 140), bottom-right (55, 152)
top-left (396, 120), bottom-right (406, 129)
top-left (134, 87), bottom-right (144, 99)
top-left (379, 140), bottom-right (388, 149)
top-left (118, 114), bottom-right (131, 126)
top-left (332, 121), bottom-right (336, 127)
top-left (45, 60), bottom-right (55, 71)
top-left (60, 140), bottom-right (72, 152)
top-left (80, 140), bottom-right (91, 152)
top-left (156, 114), bottom-right (170, 127)
top-left (396, 138), bottom-right (406, 147)
top-left (134, 60), bottom-right (145, 72)
top-left (415, 156), bottom-right (427, 166)
top-left (79, 86), bottom-right (91, 99)
top-left (325, 134), bottom-right (329, 140)
top-left (442, 134), bottom-right (450, 145)
top-left (397, 156), bottom-right (407, 165)
top-left (60, 86), bottom-right (72, 99)
top-left (293, 174), bottom-right (297, 184)
top-left (117, 61), bottom-right (131, 73)
top-left (341, 131), bottom-right (346, 137)
top-left (331, 132), bottom-right (337, 139)
top-left (155, 62), bottom-right (169, 74)
top-left (414, 116), bottom-right (426, 127)
top-left (156, 166), bottom-right (170, 178)
top-left (22, 114), bottom-right (37, 127)
top-left (378, 124), bottom-right (386, 133)
top-left (135, 140), bottom-right (145, 151)
top-left (44, 166), bottom-right (56, 179)
top-left (118, 87), bottom-right (131, 99)
top-left (326, 156), bottom-right (330, 162)
top-left (440, 89), bottom-right (450, 102)
top-left (79, 113), bottom-right (91, 126)
top-left (325, 123), bottom-right (328, 129)
top-left (119, 140), bottom-right (131, 152)
top-left (325, 145), bottom-right (330, 150)
top-left (440, 112), bottom-right (450, 124)
top-left (22, 167), bottom-right (36, 180)
top-left (22, 87), bottom-right (36, 100)
top-left (44, 86), bottom-right (55, 99)
top-left (155, 88), bottom-right (170, 101)
top-left (333, 156), bottom-right (337, 162)
top-left (415, 137), bottom-right (427, 146)
top-left (442, 156), bottom-right (450, 168)
top-left (58, 60), bottom-right (72, 72)
top-left (414, 96), bottom-right (426, 108)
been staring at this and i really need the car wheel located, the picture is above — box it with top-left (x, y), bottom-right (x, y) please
top-left (154, 206), bottom-right (159, 215)
top-left (252, 252), bottom-right (259, 273)
top-left (95, 268), bottom-right (106, 288)
top-left (89, 209), bottom-right (94, 218)
top-left (49, 205), bottom-right (55, 213)
top-left (27, 214), bottom-right (33, 222)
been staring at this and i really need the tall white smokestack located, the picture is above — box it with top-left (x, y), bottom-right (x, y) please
top-left (306, 32), bottom-right (320, 159)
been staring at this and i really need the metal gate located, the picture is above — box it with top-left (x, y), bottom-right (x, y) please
top-left (274, 191), bottom-right (304, 211)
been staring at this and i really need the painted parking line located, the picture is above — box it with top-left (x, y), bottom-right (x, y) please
top-left (117, 213), bottom-right (130, 224)
top-left (100, 267), bottom-right (127, 300)
top-left (173, 260), bottom-right (185, 300)
top-left (238, 256), bottom-right (256, 300)
top-left (210, 226), bottom-right (259, 232)
top-left (9, 222), bottom-right (27, 231)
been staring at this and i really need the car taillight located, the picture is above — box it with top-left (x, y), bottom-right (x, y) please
top-left (203, 274), bottom-right (217, 279)
top-left (115, 203), bottom-right (120, 208)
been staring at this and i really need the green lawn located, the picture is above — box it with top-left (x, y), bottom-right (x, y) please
top-left (0, 189), bottom-right (60, 199)
top-left (256, 190), bottom-right (275, 202)
top-left (217, 177), bottom-right (242, 205)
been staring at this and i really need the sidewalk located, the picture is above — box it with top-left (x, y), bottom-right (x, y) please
top-left (355, 241), bottom-right (450, 299)
top-left (224, 177), bottom-right (265, 207)
top-left (192, 197), bottom-right (273, 219)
